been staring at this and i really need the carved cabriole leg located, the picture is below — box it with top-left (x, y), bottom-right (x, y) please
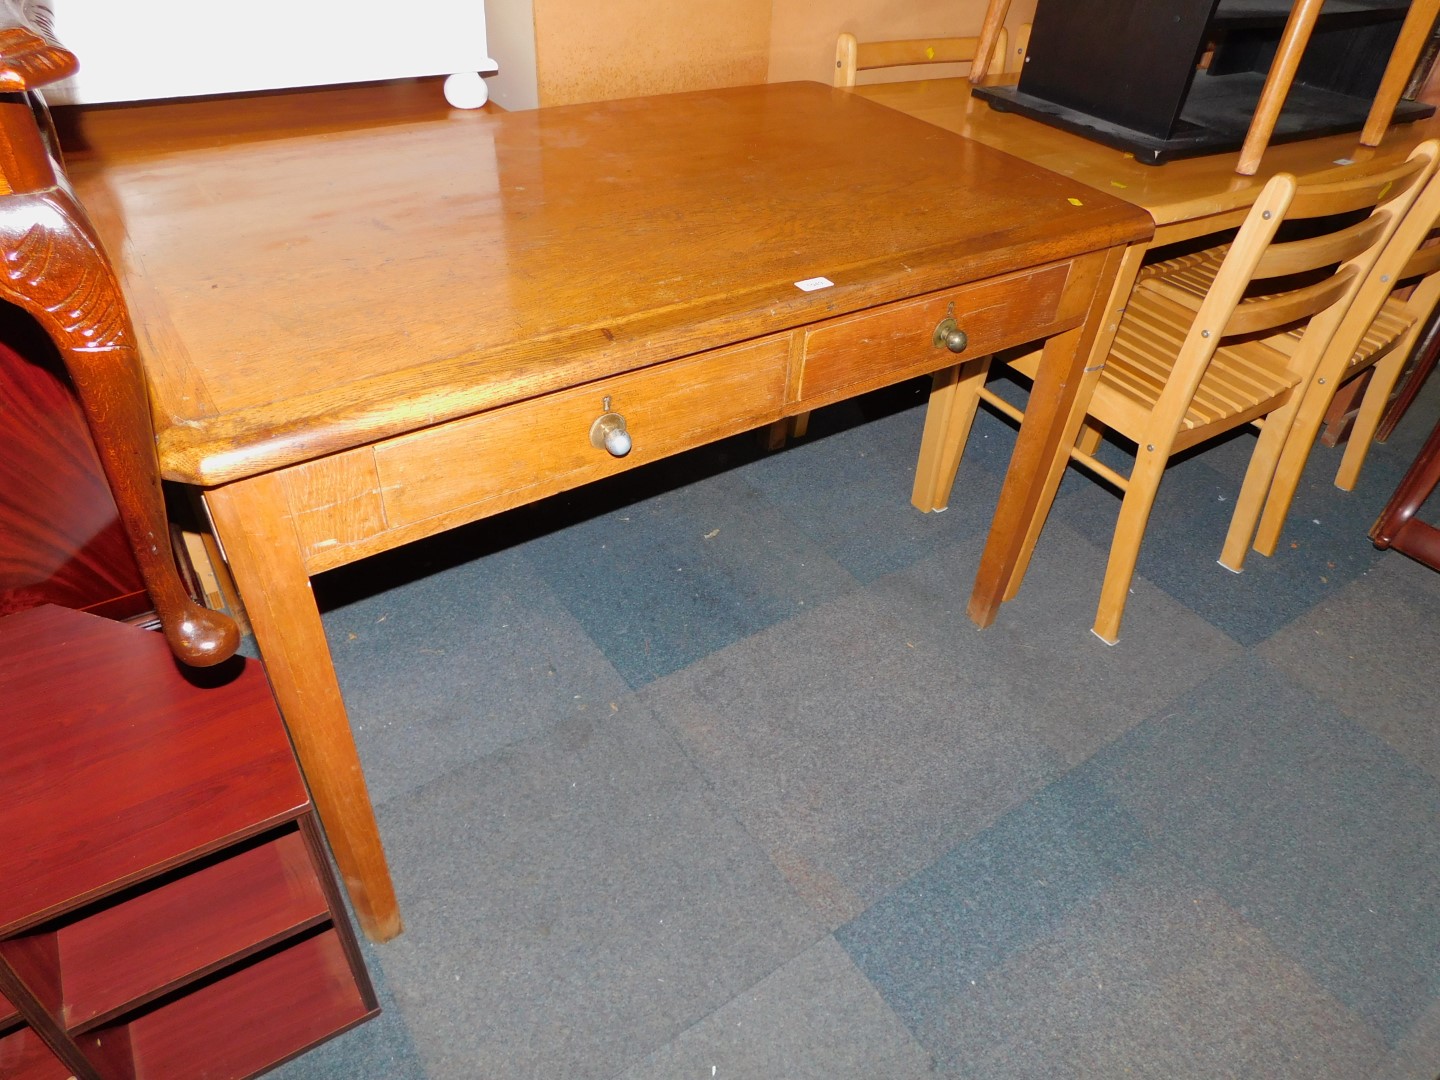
top-left (0, 181), bottom-right (237, 665)
top-left (204, 472), bottom-right (403, 943)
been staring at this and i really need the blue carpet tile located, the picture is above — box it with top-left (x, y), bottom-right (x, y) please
top-left (270, 375), bottom-right (1440, 1079)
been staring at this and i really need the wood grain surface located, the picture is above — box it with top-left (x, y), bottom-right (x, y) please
top-left (67, 81), bottom-right (1151, 486)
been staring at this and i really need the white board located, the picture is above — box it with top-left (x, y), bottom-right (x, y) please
top-left (47, 1), bottom-right (497, 105)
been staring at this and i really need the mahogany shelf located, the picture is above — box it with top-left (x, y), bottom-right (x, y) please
top-left (0, 1024), bottom-right (74, 1080)
top-left (0, 605), bottom-right (378, 1079)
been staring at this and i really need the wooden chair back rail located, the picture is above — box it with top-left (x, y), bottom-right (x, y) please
top-left (0, 0), bottom-right (237, 665)
top-left (835, 30), bottom-right (1008, 88)
top-left (1252, 215), bottom-right (1392, 279)
top-left (1402, 235), bottom-right (1440, 281)
top-left (1248, 144), bottom-right (1440, 533)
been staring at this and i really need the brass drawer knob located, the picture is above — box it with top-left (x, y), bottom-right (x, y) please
top-left (590, 401), bottom-right (632, 457)
top-left (933, 313), bottom-right (969, 354)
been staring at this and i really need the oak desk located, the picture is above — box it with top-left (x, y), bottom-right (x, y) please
top-left (65, 80), bottom-right (1150, 941)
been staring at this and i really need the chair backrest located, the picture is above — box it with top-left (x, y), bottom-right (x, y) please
top-left (0, 0), bottom-right (237, 665)
top-left (1312, 163), bottom-right (1440, 380)
top-left (834, 29), bottom-right (1010, 89)
top-left (1138, 144), bottom-right (1438, 433)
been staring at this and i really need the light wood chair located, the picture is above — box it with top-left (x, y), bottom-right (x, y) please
top-left (833, 28), bottom-right (1010, 89)
top-left (1251, 162), bottom-right (1440, 553)
top-left (1133, 154), bottom-right (1440, 557)
top-left (923, 146), bottom-right (1436, 643)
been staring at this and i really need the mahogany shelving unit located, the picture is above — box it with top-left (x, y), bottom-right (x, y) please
top-left (0, 605), bottom-right (378, 1079)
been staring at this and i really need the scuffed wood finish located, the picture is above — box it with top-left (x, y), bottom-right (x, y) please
top-left (0, 0), bottom-right (237, 664)
top-left (67, 82), bottom-right (1149, 488)
top-left (204, 473), bottom-right (404, 943)
top-left (63, 78), bottom-right (1151, 938)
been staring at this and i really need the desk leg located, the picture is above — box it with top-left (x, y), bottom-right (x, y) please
top-left (967, 244), bottom-right (1131, 627)
top-left (206, 473), bottom-right (403, 943)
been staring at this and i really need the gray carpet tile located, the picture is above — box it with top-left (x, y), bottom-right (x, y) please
top-left (1049, 443), bottom-right (1390, 645)
top-left (643, 586), bottom-right (1067, 928)
top-left (366, 698), bottom-right (821, 1079)
top-left (522, 465), bottom-right (862, 689)
top-left (1091, 655), bottom-right (1440, 1046)
top-left (869, 517), bottom-right (1246, 763)
top-left (917, 866), bottom-right (1389, 1080)
top-left (318, 546), bottom-right (631, 806)
top-left (617, 937), bottom-right (937, 1080)
top-left (738, 395), bottom-right (1007, 583)
top-left (1372, 995), bottom-right (1440, 1080)
top-left (837, 758), bottom-right (1155, 1018)
top-left (1257, 552), bottom-right (1440, 782)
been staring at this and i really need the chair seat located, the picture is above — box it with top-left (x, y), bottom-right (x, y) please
top-left (1141, 248), bottom-right (1417, 371)
top-left (1010, 288), bottom-right (1299, 440)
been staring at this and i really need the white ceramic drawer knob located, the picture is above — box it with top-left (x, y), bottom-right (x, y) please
top-left (590, 404), bottom-right (632, 457)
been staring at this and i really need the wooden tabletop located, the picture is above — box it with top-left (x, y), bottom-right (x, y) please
top-left (853, 76), bottom-right (1440, 227)
top-left (64, 80), bottom-right (1151, 487)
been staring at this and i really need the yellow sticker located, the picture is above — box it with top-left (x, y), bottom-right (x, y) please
top-left (1068, 197), bottom-right (1084, 206)
top-left (1110, 180), bottom-right (1128, 189)
top-left (925, 46), bottom-right (936, 60)
top-left (1379, 180), bottom-right (1393, 200)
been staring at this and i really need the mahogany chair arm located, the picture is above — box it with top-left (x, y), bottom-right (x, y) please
top-left (0, 0), bottom-right (239, 665)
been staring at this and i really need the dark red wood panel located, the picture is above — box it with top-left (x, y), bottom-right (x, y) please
top-left (0, 1025), bottom-right (75, 1080)
top-left (101, 929), bottom-right (375, 1080)
top-left (0, 305), bottom-right (148, 620)
top-left (56, 829), bottom-right (329, 1030)
top-left (0, 605), bottom-right (309, 934)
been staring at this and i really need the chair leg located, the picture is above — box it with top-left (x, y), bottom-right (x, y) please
top-left (1252, 375), bottom-right (1336, 558)
top-left (911, 358), bottom-right (989, 512)
top-left (1222, 391), bottom-right (1302, 568)
top-left (1371, 412), bottom-right (1440, 569)
top-left (1336, 344), bottom-right (1410, 490)
top-left (1092, 446), bottom-right (1169, 644)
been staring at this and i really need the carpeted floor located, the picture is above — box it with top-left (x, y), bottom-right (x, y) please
top-left (271, 371), bottom-right (1440, 1080)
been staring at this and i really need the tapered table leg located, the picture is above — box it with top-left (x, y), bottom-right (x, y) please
top-left (206, 473), bottom-right (403, 942)
top-left (967, 244), bottom-right (1129, 626)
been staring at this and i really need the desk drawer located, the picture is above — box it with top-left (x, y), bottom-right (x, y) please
top-left (799, 262), bottom-right (1073, 405)
top-left (375, 335), bottom-right (789, 529)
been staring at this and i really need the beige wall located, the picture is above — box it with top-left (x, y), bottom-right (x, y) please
top-left (533, 0), bottom-right (773, 106)
top-left (517, 0), bottom-right (1036, 108)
